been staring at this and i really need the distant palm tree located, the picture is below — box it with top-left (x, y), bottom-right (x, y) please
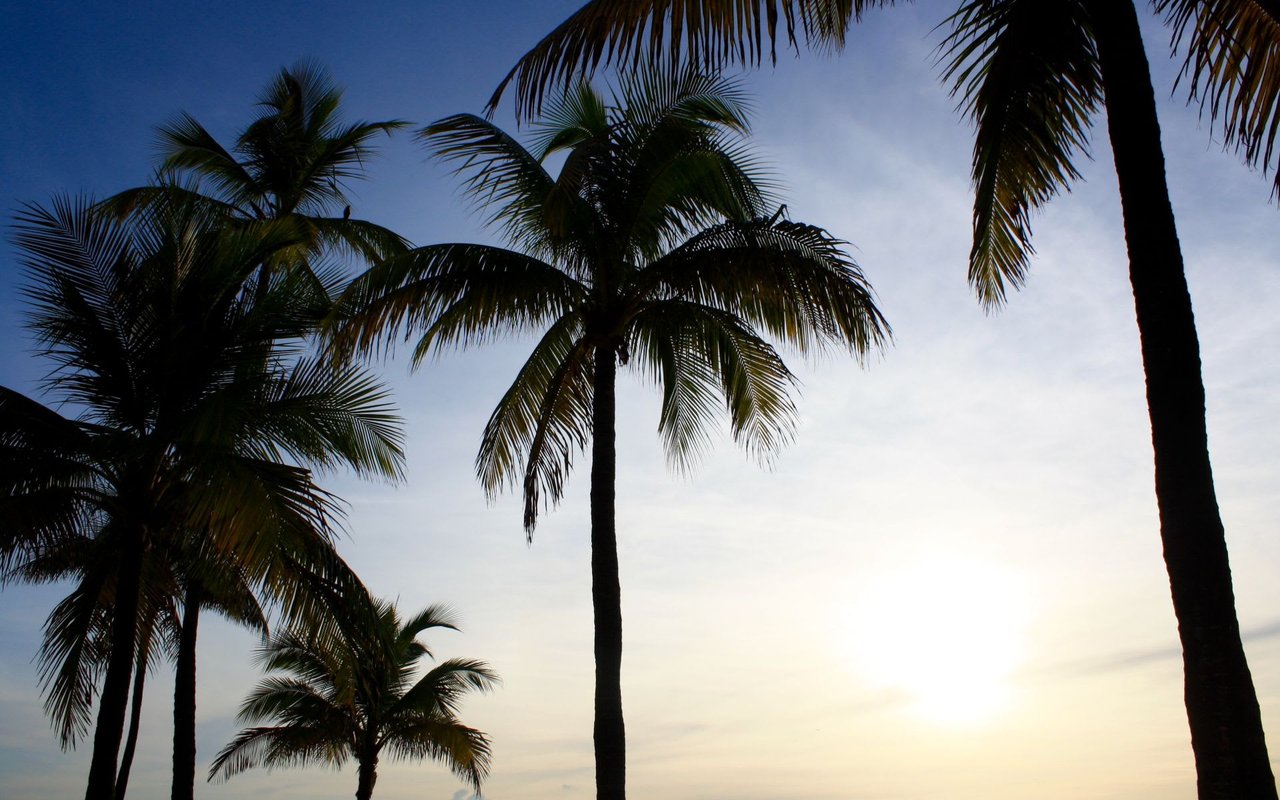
top-left (335, 67), bottom-right (888, 800)
top-left (1, 195), bottom-right (404, 800)
top-left (485, 3), bottom-right (1280, 796)
top-left (209, 594), bottom-right (497, 800)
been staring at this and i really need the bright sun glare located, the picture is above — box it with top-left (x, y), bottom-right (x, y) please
top-left (843, 556), bottom-right (1031, 725)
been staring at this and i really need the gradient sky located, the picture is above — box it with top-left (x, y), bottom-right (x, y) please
top-left (2, 3), bottom-right (1279, 799)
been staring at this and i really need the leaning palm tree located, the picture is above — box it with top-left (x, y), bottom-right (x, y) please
top-left (335, 67), bottom-right (887, 800)
top-left (485, 3), bottom-right (1280, 796)
top-left (209, 594), bottom-right (497, 800)
top-left (2, 195), bottom-right (405, 800)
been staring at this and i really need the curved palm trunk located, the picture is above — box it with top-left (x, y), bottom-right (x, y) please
top-left (591, 347), bottom-right (625, 800)
top-left (171, 583), bottom-right (202, 800)
top-left (85, 524), bottom-right (145, 800)
top-left (113, 649), bottom-right (149, 800)
top-left (1087, 2), bottom-right (1276, 796)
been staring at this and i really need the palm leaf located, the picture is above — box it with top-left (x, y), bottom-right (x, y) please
top-left (1159, 0), bottom-right (1280, 194)
top-left (333, 243), bottom-right (587, 362)
top-left (941, 0), bottom-right (1102, 308)
top-left (420, 114), bottom-right (573, 258)
top-left (487, 0), bottom-right (898, 118)
top-left (474, 316), bottom-right (594, 534)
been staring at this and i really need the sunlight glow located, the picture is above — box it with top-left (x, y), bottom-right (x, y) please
top-left (843, 555), bottom-right (1032, 725)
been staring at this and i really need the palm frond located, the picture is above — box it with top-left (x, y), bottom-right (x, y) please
top-left (390, 658), bottom-right (501, 721)
top-left (641, 217), bottom-right (889, 354)
top-left (208, 724), bottom-right (350, 781)
top-left (420, 114), bottom-right (572, 257)
top-left (250, 356), bottom-right (405, 481)
top-left (333, 243), bottom-right (587, 363)
top-left (0, 388), bottom-right (105, 573)
top-left (1159, 0), bottom-right (1280, 194)
top-left (380, 717), bottom-right (493, 794)
top-left (158, 113), bottom-right (264, 214)
top-left (487, 0), bottom-right (897, 118)
top-left (474, 316), bottom-right (594, 535)
top-left (37, 569), bottom-right (111, 747)
top-left (941, 0), bottom-right (1102, 308)
top-left (631, 300), bottom-right (798, 468)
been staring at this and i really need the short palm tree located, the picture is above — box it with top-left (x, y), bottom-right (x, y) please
top-left (1, 195), bottom-right (404, 800)
top-left (485, 3), bottom-right (1280, 796)
top-left (209, 594), bottom-right (497, 800)
top-left (335, 67), bottom-right (888, 800)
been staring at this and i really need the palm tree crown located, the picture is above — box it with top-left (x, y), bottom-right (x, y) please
top-left (340, 66), bottom-right (888, 531)
top-left (210, 595), bottom-right (497, 800)
top-left (105, 62), bottom-right (410, 280)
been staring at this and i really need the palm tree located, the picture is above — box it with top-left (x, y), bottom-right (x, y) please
top-left (209, 593), bottom-right (497, 800)
top-left (105, 64), bottom-right (409, 800)
top-left (484, 3), bottom-right (1280, 796)
top-left (334, 67), bottom-right (888, 800)
top-left (1, 195), bottom-right (405, 800)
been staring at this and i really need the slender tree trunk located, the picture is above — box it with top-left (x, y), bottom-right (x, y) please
top-left (591, 347), bottom-right (625, 800)
top-left (85, 524), bottom-right (145, 800)
top-left (355, 754), bottom-right (378, 800)
top-left (1087, 2), bottom-right (1276, 797)
top-left (113, 648), bottom-right (148, 800)
top-left (171, 583), bottom-right (203, 800)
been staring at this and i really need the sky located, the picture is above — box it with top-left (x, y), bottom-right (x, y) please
top-left (1, 2), bottom-right (1279, 799)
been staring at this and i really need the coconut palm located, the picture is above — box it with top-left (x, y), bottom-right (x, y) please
top-left (1, 195), bottom-right (404, 800)
top-left (335, 67), bottom-right (887, 800)
top-left (485, 3), bottom-right (1280, 796)
top-left (104, 62), bottom-right (410, 298)
top-left (209, 594), bottom-right (497, 800)
top-left (102, 63), bottom-right (408, 800)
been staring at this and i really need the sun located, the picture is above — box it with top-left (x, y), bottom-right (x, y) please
top-left (841, 555), bottom-right (1031, 725)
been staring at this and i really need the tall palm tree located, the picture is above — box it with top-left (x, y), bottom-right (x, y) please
top-left (484, 3), bottom-right (1280, 796)
top-left (335, 67), bottom-right (888, 800)
top-left (209, 594), bottom-right (497, 800)
top-left (1, 195), bottom-right (405, 800)
top-left (103, 65), bottom-right (411, 800)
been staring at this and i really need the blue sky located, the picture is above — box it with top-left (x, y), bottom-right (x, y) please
top-left (2, 3), bottom-right (1279, 799)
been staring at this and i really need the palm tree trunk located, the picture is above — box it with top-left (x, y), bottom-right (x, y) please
top-left (113, 651), bottom-right (148, 800)
top-left (355, 755), bottom-right (378, 800)
top-left (1087, 2), bottom-right (1276, 796)
top-left (591, 347), bottom-right (625, 800)
top-left (85, 524), bottom-right (145, 800)
top-left (171, 583), bottom-right (203, 800)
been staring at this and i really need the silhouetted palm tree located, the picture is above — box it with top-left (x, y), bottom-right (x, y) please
top-left (336, 67), bottom-right (887, 800)
top-left (99, 65), bottom-right (411, 800)
top-left (209, 594), bottom-right (496, 800)
top-left (485, 4), bottom-right (1280, 796)
top-left (1, 195), bottom-right (404, 800)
